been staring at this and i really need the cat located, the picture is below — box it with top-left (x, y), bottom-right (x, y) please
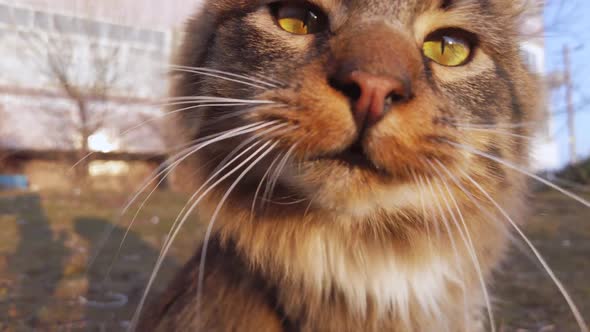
top-left (133, 0), bottom-right (570, 331)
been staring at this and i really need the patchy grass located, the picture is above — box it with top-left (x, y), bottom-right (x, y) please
top-left (495, 189), bottom-right (590, 332)
top-left (0, 188), bottom-right (588, 331)
top-left (557, 157), bottom-right (590, 185)
top-left (0, 190), bottom-right (196, 331)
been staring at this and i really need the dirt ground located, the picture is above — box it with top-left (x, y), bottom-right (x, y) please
top-left (0, 188), bottom-right (588, 332)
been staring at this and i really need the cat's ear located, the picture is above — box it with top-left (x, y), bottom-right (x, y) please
top-left (170, 2), bottom-right (222, 103)
top-left (491, 0), bottom-right (536, 18)
top-left (175, 4), bottom-right (219, 70)
top-left (174, 0), bottom-right (253, 71)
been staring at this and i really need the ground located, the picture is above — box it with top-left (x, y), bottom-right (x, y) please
top-left (0, 188), bottom-right (588, 332)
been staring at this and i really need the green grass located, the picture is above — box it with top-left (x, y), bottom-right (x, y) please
top-left (0, 188), bottom-right (588, 331)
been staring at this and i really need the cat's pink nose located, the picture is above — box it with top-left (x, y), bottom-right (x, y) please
top-left (336, 70), bottom-right (411, 128)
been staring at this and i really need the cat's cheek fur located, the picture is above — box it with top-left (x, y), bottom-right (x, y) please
top-left (366, 89), bottom-right (459, 175)
top-left (431, 50), bottom-right (495, 83)
top-left (251, 64), bottom-right (359, 157)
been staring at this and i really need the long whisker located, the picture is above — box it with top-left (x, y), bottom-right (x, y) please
top-left (129, 140), bottom-right (277, 331)
top-left (414, 174), bottom-right (433, 252)
top-left (445, 141), bottom-right (590, 208)
top-left (211, 123), bottom-right (290, 175)
top-left (167, 124), bottom-right (288, 248)
top-left (446, 120), bottom-right (541, 130)
top-left (86, 121), bottom-right (273, 271)
top-left (428, 160), bottom-right (496, 332)
top-left (196, 141), bottom-right (279, 328)
top-left (157, 98), bottom-right (274, 107)
top-left (420, 176), bottom-right (441, 241)
top-left (168, 65), bottom-right (281, 88)
top-left (458, 168), bottom-right (589, 332)
top-left (260, 197), bottom-right (309, 205)
top-left (122, 103), bottom-right (263, 136)
top-left (424, 177), bottom-right (469, 328)
top-left (160, 95), bottom-right (273, 102)
top-left (457, 127), bottom-right (535, 141)
top-left (262, 143), bottom-right (298, 209)
top-left (251, 152), bottom-right (285, 222)
top-left (69, 102), bottom-right (267, 172)
top-left (168, 66), bottom-right (272, 90)
top-left (65, 98), bottom-right (271, 140)
top-left (101, 157), bottom-right (221, 281)
top-left (251, 72), bottom-right (287, 87)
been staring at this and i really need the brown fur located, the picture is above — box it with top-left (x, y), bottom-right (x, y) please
top-left (138, 0), bottom-right (539, 331)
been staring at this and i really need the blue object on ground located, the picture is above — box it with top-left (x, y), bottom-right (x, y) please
top-left (0, 175), bottom-right (29, 190)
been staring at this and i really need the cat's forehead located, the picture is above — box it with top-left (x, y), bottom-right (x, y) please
top-left (330, 0), bottom-right (486, 25)
top-left (215, 0), bottom-right (497, 16)
top-left (213, 0), bottom-right (512, 35)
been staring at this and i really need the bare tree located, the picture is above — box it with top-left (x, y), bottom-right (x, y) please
top-left (9, 8), bottom-right (131, 179)
top-left (28, 28), bottom-right (120, 148)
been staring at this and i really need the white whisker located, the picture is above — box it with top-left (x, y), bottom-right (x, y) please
top-left (452, 121), bottom-right (540, 130)
top-left (251, 152), bottom-right (285, 221)
top-left (429, 159), bottom-right (496, 332)
top-left (69, 103), bottom-right (267, 172)
top-left (169, 66), bottom-right (272, 90)
top-left (457, 127), bottom-right (535, 140)
top-left (169, 65), bottom-right (280, 88)
top-left (262, 143), bottom-right (298, 209)
top-left (157, 98), bottom-right (274, 107)
top-left (424, 177), bottom-right (468, 327)
top-left (458, 168), bottom-right (589, 332)
top-left (446, 141), bottom-right (590, 208)
top-left (122, 103), bottom-right (258, 136)
top-left (129, 140), bottom-right (277, 331)
top-left (212, 123), bottom-right (291, 175)
top-left (414, 174), bottom-right (433, 252)
top-left (86, 121), bottom-right (272, 272)
top-left (196, 141), bottom-right (279, 327)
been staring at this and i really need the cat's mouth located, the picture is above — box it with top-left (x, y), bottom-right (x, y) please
top-left (317, 141), bottom-right (385, 174)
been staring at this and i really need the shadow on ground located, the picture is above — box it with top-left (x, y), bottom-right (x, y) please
top-left (0, 189), bottom-right (588, 331)
top-left (0, 193), bottom-right (68, 330)
top-left (0, 191), bottom-right (181, 331)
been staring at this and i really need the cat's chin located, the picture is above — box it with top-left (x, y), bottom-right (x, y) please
top-left (317, 149), bottom-right (387, 175)
top-left (307, 139), bottom-right (393, 177)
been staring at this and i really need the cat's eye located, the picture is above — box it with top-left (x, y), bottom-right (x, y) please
top-left (422, 30), bottom-right (475, 67)
top-left (272, 3), bottom-right (327, 35)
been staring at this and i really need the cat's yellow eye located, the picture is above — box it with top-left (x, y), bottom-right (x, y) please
top-left (273, 3), bottom-right (326, 35)
top-left (423, 32), bottom-right (473, 67)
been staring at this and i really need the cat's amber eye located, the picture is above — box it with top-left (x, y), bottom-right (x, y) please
top-left (422, 30), bottom-right (475, 67)
top-left (272, 3), bottom-right (326, 35)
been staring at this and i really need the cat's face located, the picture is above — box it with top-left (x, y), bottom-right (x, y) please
top-left (174, 0), bottom-right (537, 216)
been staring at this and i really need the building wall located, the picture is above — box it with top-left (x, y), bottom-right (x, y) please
top-left (519, 0), bottom-right (561, 171)
top-left (0, 93), bottom-right (166, 152)
top-left (8, 0), bottom-right (200, 30)
top-left (0, 1), bottom-right (173, 153)
top-left (0, 1), bottom-right (172, 97)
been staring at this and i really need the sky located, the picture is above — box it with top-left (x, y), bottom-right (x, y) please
top-left (544, 0), bottom-right (590, 166)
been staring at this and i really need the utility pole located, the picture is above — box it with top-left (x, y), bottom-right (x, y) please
top-left (563, 45), bottom-right (577, 164)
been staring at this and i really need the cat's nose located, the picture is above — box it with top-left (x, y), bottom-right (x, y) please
top-left (332, 70), bottom-right (411, 127)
